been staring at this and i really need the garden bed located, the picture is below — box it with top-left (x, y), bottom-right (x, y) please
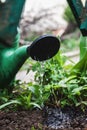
top-left (0, 107), bottom-right (87, 130)
top-left (0, 33), bottom-right (87, 130)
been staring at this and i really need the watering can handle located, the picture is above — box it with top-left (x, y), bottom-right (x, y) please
top-left (67, 0), bottom-right (87, 36)
top-left (0, 0), bottom-right (25, 45)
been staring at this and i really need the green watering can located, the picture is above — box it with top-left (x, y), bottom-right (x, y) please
top-left (0, 0), bottom-right (60, 88)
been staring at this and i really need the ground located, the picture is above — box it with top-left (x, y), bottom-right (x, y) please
top-left (0, 109), bottom-right (43, 130)
top-left (0, 107), bottom-right (87, 130)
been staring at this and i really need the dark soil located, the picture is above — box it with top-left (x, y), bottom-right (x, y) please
top-left (43, 107), bottom-right (87, 130)
top-left (0, 107), bottom-right (87, 130)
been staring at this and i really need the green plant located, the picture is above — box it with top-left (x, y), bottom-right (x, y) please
top-left (0, 88), bottom-right (20, 110)
top-left (71, 36), bottom-right (87, 74)
top-left (0, 79), bottom-right (49, 110)
top-left (13, 81), bottom-right (49, 110)
top-left (28, 36), bottom-right (87, 111)
top-left (0, 88), bottom-right (15, 105)
top-left (32, 52), bottom-right (67, 84)
top-left (30, 52), bottom-right (69, 106)
top-left (16, 84), bottom-right (41, 110)
top-left (1, 36), bottom-right (87, 111)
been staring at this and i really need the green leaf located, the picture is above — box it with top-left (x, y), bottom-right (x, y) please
top-left (72, 87), bottom-right (83, 95)
top-left (76, 101), bottom-right (87, 107)
top-left (30, 102), bottom-right (41, 109)
top-left (80, 36), bottom-right (87, 60)
top-left (0, 100), bottom-right (21, 110)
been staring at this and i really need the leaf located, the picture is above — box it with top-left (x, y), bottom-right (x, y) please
top-left (71, 37), bottom-right (87, 74)
top-left (72, 87), bottom-right (83, 95)
top-left (80, 36), bottom-right (87, 60)
top-left (0, 100), bottom-right (21, 110)
top-left (76, 101), bottom-right (87, 107)
top-left (71, 51), bottom-right (87, 74)
top-left (30, 102), bottom-right (41, 109)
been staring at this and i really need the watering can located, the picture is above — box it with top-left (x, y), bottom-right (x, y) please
top-left (67, 0), bottom-right (87, 36)
top-left (0, 0), bottom-right (60, 88)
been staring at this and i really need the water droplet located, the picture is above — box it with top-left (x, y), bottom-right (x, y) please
top-left (81, 0), bottom-right (86, 6)
top-left (0, 0), bottom-right (6, 3)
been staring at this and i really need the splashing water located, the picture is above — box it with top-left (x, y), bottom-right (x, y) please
top-left (81, 0), bottom-right (86, 6)
top-left (0, 0), bottom-right (6, 3)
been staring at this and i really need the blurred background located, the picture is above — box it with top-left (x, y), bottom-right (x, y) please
top-left (20, 0), bottom-right (80, 52)
top-left (20, 0), bottom-right (67, 39)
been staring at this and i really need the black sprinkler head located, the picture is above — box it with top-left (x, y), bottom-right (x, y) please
top-left (27, 35), bottom-right (60, 61)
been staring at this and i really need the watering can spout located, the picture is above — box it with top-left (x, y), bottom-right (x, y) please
top-left (0, 34), bottom-right (60, 88)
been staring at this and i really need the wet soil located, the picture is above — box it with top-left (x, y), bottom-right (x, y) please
top-left (43, 107), bottom-right (87, 130)
top-left (0, 107), bottom-right (87, 130)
